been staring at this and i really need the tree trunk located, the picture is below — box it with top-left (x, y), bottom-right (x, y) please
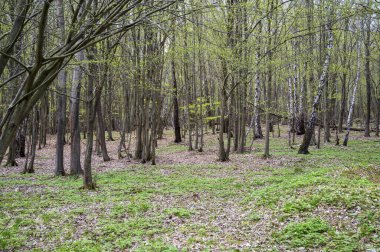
top-left (39, 94), bottom-right (49, 148)
top-left (364, 15), bottom-right (371, 137)
top-left (69, 51), bottom-right (84, 175)
top-left (83, 48), bottom-right (97, 190)
top-left (288, 77), bottom-right (295, 148)
top-left (343, 36), bottom-right (361, 146)
top-left (5, 140), bottom-right (18, 167)
top-left (16, 122), bottom-right (26, 158)
top-left (23, 108), bottom-right (38, 173)
top-left (218, 61), bottom-right (229, 162)
top-left (96, 99), bottom-right (111, 161)
top-left (338, 19), bottom-right (349, 133)
top-left (264, 0), bottom-right (274, 158)
top-left (171, 49), bottom-right (181, 143)
top-left (254, 15), bottom-right (263, 140)
top-left (323, 77), bottom-right (330, 142)
top-left (299, 15), bottom-right (333, 154)
top-left (0, 0), bottom-right (29, 78)
top-left (55, 0), bottom-right (67, 176)
top-left (105, 66), bottom-right (114, 141)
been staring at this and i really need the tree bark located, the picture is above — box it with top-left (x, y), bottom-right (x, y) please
top-left (0, 0), bottom-right (30, 78)
top-left (96, 99), bottom-right (111, 161)
top-left (323, 77), bottom-right (330, 142)
top-left (83, 48), bottom-right (97, 190)
top-left (343, 36), bottom-right (361, 146)
top-left (364, 15), bottom-right (371, 137)
top-left (218, 60), bottom-right (229, 162)
top-left (23, 108), bottom-right (38, 173)
top-left (298, 14), bottom-right (333, 154)
top-left (264, 0), bottom-right (274, 158)
top-left (171, 41), bottom-right (181, 143)
top-left (69, 51), bottom-right (84, 175)
top-left (55, 0), bottom-right (67, 176)
top-left (338, 18), bottom-right (349, 133)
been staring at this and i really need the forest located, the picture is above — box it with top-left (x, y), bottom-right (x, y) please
top-left (0, 0), bottom-right (379, 251)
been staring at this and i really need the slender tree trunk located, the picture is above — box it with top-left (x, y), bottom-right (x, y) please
top-left (218, 61), bottom-right (229, 162)
top-left (83, 48), bottom-right (97, 190)
top-left (185, 58), bottom-right (193, 151)
top-left (39, 94), bottom-right (49, 148)
top-left (254, 16), bottom-right (263, 139)
top-left (23, 108), bottom-right (38, 173)
top-left (254, 72), bottom-right (263, 139)
top-left (55, 0), bottom-right (67, 176)
top-left (288, 77), bottom-right (294, 148)
top-left (16, 122), bottom-right (26, 158)
top-left (364, 15), bottom-right (371, 137)
top-left (96, 99), bottom-right (111, 161)
top-left (343, 37), bottom-right (361, 146)
top-left (324, 77), bottom-right (330, 142)
top-left (338, 19), bottom-right (349, 133)
top-left (297, 62), bottom-right (306, 135)
top-left (198, 14), bottom-right (205, 152)
top-left (151, 87), bottom-right (158, 166)
top-left (171, 43), bottom-right (181, 143)
top-left (118, 76), bottom-right (130, 159)
top-left (264, 0), bottom-right (274, 158)
top-left (69, 51), bottom-right (84, 175)
top-left (299, 15), bottom-right (333, 154)
top-left (4, 37), bottom-right (22, 167)
top-left (105, 66), bottom-right (114, 141)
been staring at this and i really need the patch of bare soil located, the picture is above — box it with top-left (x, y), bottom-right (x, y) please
top-left (312, 205), bottom-right (360, 231)
top-left (151, 193), bottom-right (275, 250)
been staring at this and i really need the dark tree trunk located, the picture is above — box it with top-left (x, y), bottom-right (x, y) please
top-left (364, 16), bottom-right (371, 137)
top-left (96, 99), bottom-right (111, 161)
top-left (16, 123), bottom-right (26, 158)
top-left (338, 19), bottom-right (349, 133)
top-left (218, 63), bottom-right (229, 162)
top-left (69, 51), bottom-right (84, 175)
top-left (23, 109), bottom-right (38, 174)
top-left (0, 0), bottom-right (29, 78)
top-left (83, 48), bottom-right (97, 190)
top-left (264, 0), bottom-right (273, 158)
top-left (5, 140), bottom-right (18, 167)
top-left (39, 94), bottom-right (49, 148)
top-left (172, 57), bottom-right (181, 143)
top-left (105, 68), bottom-right (114, 141)
top-left (55, 0), bottom-right (67, 176)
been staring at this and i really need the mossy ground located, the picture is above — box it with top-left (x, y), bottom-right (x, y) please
top-left (1, 129), bottom-right (379, 251)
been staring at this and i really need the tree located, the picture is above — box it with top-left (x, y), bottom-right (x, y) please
top-left (343, 26), bottom-right (361, 146)
top-left (55, 0), bottom-right (68, 176)
top-left (298, 7), bottom-right (334, 154)
top-left (0, 0), bottom-right (176, 169)
top-left (69, 51), bottom-right (84, 175)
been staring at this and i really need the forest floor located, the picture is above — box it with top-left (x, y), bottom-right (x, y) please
top-left (1, 128), bottom-right (380, 251)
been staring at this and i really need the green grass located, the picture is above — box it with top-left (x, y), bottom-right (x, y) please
top-left (1, 132), bottom-right (379, 251)
top-left (273, 218), bottom-right (361, 251)
top-left (274, 218), bottom-right (331, 248)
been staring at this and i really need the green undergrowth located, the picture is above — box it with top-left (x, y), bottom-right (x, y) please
top-left (0, 133), bottom-right (379, 251)
top-left (273, 218), bottom-right (362, 251)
